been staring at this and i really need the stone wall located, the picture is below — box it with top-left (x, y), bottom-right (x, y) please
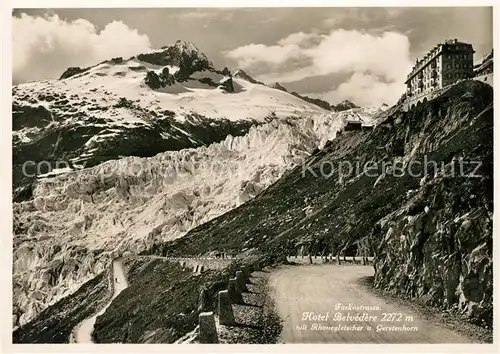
top-left (286, 255), bottom-right (374, 265)
top-left (195, 255), bottom-right (283, 343)
top-left (137, 255), bottom-right (234, 273)
top-left (402, 91), bottom-right (435, 112)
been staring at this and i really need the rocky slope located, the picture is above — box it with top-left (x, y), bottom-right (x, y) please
top-left (290, 92), bottom-right (333, 111)
top-left (12, 40), bottom-right (328, 199)
top-left (233, 69), bottom-right (264, 85)
top-left (92, 258), bottom-right (242, 343)
top-left (474, 49), bottom-right (493, 75)
top-left (332, 99), bottom-right (359, 111)
top-left (145, 80), bottom-right (493, 327)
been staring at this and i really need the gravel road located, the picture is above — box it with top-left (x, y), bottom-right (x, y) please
top-left (74, 259), bottom-right (128, 343)
top-left (268, 264), bottom-right (472, 343)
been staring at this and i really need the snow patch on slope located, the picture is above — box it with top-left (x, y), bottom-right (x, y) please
top-left (336, 105), bottom-right (389, 126)
top-left (13, 59), bottom-right (326, 127)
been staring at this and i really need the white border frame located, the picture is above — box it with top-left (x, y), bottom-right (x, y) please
top-left (2, 2), bottom-right (498, 354)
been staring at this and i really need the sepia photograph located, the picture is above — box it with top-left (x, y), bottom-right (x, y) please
top-left (5, 3), bottom-right (496, 351)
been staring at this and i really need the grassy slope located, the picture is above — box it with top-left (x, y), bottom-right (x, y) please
top-left (92, 258), bottom-right (242, 343)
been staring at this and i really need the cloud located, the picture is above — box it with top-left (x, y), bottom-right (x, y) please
top-left (305, 30), bottom-right (411, 82)
top-left (226, 29), bottom-right (413, 106)
top-left (176, 10), bottom-right (235, 22)
top-left (225, 43), bottom-right (308, 70)
top-left (177, 11), bottom-right (217, 20)
top-left (13, 14), bottom-right (152, 83)
top-left (308, 73), bottom-right (406, 107)
top-left (277, 32), bottom-right (322, 47)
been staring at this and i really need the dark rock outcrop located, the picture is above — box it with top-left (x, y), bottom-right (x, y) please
top-left (291, 92), bottom-right (332, 111)
top-left (271, 82), bottom-right (288, 92)
top-left (233, 69), bottom-right (264, 85)
top-left (145, 69), bottom-right (176, 89)
top-left (218, 77), bottom-right (234, 93)
top-left (331, 100), bottom-right (359, 111)
top-left (137, 40), bottom-right (213, 82)
top-left (59, 67), bottom-right (89, 80)
top-left (145, 71), bottom-right (163, 89)
top-left (110, 57), bottom-right (123, 64)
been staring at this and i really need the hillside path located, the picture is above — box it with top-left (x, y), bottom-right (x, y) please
top-left (74, 259), bottom-right (128, 343)
top-left (268, 264), bottom-right (472, 343)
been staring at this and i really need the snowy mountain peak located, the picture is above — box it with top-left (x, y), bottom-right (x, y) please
top-left (331, 100), bottom-right (359, 111)
top-left (233, 69), bottom-right (264, 85)
top-left (172, 40), bottom-right (201, 54)
top-left (136, 41), bottom-right (213, 74)
top-left (271, 82), bottom-right (288, 92)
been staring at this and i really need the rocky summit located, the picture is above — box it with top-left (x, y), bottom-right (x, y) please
top-left (332, 100), bottom-right (360, 111)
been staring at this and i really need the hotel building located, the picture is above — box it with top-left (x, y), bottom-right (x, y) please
top-left (405, 39), bottom-right (475, 100)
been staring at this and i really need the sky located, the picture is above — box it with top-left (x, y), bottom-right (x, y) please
top-left (12, 7), bottom-right (493, 106)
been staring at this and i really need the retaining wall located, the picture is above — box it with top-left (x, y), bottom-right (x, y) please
top-left (138, 255), bottom-right (234, 273)
top-left (286, 255), bottom-right (374, 265)
top-left (402, 91), bottom-right (435, 112)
